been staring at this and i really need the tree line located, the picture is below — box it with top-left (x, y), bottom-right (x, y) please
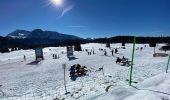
top-left (91, 36), bottom-right (170, 44)
top-left (0, 35), bottom-right (170, 53)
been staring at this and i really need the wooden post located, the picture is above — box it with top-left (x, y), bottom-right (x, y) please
top-left (62, 63), bottom-right (70, 95)
top-left (166, 55), bottom-right (170, 73)
top-left (129, 36), bottom-right (136, 86)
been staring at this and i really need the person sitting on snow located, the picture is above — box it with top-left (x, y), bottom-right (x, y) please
top-left (81, 66), bottom-right (88, 76)
top-left (76, 64), bottom-right (81, 71)
top-left (116, 57), bottom-right (121, 64)
top-left (122, 56), bottom-right (125, 60)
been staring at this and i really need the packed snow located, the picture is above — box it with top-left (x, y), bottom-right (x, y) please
top-left (93, 73), bottom-right (170, 100)
top-left (0, 43), bottom-right (169, 100)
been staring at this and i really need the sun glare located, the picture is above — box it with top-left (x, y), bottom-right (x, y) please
top-left (51, 0), bottom-right (63, 6)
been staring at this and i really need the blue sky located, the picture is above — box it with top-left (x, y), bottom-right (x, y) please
top-left (0, 0), bottom-right (170, 38)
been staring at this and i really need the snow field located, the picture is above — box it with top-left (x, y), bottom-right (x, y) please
top-left (0, 43), bottom-right (169, 100)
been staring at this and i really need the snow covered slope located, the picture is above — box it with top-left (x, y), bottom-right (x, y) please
top-left (94, 73), bottom-right (170, 100)
top-left (0, 43), bottom-right (169, 100)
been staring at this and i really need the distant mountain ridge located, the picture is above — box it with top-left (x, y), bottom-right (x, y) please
top-left (7, 30), bottom-right (30, 39)
top-left (3, 29), bottom-right (85, 48)
top-left (6, 29), bottom-right (82, 40)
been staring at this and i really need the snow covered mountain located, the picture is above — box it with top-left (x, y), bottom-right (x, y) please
top-left (6, 29), bottom-right (82, 40)
top-left (7, 30), bottom-right (30, 39)
top-left (4, 29), bottom-right (85, 46)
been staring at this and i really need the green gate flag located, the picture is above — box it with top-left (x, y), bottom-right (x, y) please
top-left (129, 36), bottom-right (136, 86)
top-left (166, 55), bottom-right (170, 73)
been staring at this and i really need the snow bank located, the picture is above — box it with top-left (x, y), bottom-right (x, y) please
top-left (94, 73), bottom-right (170, 100)
top-left (137, 73), bottom-right (167, 88)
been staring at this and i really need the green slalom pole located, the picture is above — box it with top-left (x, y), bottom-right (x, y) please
top-left (129, 36), bottom-right (136, 86)
top-left (166, 55), bottom-right (170, 73)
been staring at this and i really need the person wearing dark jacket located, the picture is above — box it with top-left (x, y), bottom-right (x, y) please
top-left (111, 49), bottom-right (114, 56)
top-left (70, 65), bottom-right (77, 81)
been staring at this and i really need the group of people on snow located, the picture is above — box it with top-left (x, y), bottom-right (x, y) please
top-left (99, 47), bottom-right (119, 56)
top-left (83, 49), bottom-right (95, 55)
top-left (116, 56), bottom-right (127, 64)
top-left (69, 64), bottom-right (88, 81)
top-left (100, 48), bottom-right (118, 56)
top-left (136, 47), bottom-right (143, 51)
top-left (115, 56), bottom-right (131, 66)
top-left (53, 54), bottom-right (59, 59)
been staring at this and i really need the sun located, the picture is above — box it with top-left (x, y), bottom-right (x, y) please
top-left (51, 0), bottom-right (63, 6)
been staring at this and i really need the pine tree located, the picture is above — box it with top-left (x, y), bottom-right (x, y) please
top-left (0, 48), bottom-right (10, 53)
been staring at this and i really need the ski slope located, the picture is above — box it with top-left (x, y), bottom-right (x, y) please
top-left (0, 43), bottom-right (169, 100)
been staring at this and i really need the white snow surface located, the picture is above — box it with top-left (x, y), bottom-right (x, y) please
top-left (0, 43), bottom-right (169, 100)
top-left (94, 73), bottom-right (170, 100)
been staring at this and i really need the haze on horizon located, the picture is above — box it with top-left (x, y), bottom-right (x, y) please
top-left (0, 0), bottom-right (170, 38)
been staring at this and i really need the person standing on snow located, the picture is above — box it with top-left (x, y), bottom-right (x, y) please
top-left (111, 49), bottom-right (114, 56)
top-left (70, 65), bottom-right (77, 81)
top-left (24, 55), bottom-right (26, 61)
top-left (104, 50), bottom-right (107, 56)
top-left (115, 48), bottom-right (118, 54)
top-left (140, 47), bottom-right (143, 51)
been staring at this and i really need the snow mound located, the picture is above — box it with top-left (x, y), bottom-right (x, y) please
top-left (137, 73), bottom-right (167, 88)
top-left (94, 73), bottom-right (170, 100)
top-left (94, 86), bottom-right (136, 100)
